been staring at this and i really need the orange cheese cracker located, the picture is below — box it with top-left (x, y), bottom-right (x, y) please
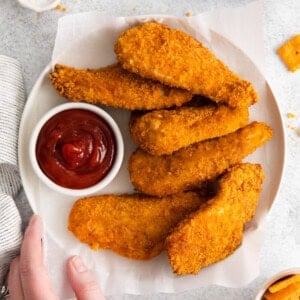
top-left (263, 281), bottom-right (300, 300)
top-left (277, 34), bottom-right (300, 72)
top-left (268, 274), bottom-right (300, 293)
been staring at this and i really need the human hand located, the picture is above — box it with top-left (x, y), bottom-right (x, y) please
top-left (8, 215), bottom-right (104, 300)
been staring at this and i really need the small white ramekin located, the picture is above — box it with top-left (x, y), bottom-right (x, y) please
top-left (18, 0), bottom-right (60, 13)
top-left (29, 102), bottom-right (124, 197)
top-left (254, 268), bottom-right (300, 300)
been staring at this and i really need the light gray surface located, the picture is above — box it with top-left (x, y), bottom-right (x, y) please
top-left (1, 0), bottom-right (300, 299)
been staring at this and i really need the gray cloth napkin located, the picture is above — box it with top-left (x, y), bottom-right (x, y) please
top-left (0, 55), bottom-right (25, 285)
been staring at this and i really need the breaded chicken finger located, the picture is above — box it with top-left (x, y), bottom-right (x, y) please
top-left (49, 63), bottom-right (192, 110)
top-left (129, 122), bottom-right (272, 196)
top-left (68, 192), bottom-right (207, 260)
top-left (130, 104), bottom-right (249, 155)
top-left (115, 22), bottom-right (258, 108)
top-left (166, 163), bottom-right (265, 275)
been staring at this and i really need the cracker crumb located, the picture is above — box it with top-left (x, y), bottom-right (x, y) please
top-left (132, 7), bottom-right (137, 12)
top-left (287, 112), bottom-right (296, 118)
top-left (288, 125), bottom-right (296, 130)
top-left (185, 11), bottom-right (192, 17)
top-left (55, 4), bottom-right (67, 12)
top-left (297, 128), bottom-right (300, 136)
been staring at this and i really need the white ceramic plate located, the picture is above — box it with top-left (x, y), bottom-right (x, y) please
top-left (18, 16), bottom-right (285, 292)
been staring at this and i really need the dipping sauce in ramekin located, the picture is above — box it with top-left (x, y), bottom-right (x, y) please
top-left (36, 108), bottom-right (115, 189)
top-left (30, 103), bottom-right (123, 196)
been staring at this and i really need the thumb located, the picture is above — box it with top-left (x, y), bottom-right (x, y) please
top-left (67, 256), bottom-right (104, 300)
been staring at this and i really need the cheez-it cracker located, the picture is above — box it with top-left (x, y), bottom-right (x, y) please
top-left (263, 274), bottom-right (300, 300)
top-left (269, 274), bottom-right (300, 293)
top-left (277, 34), bottom-right (300, 72)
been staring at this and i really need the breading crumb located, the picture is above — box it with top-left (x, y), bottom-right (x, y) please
top-left (55, 4), bottom-right (67, 12)
top-left (185, 12), bottom-right (192, 17)
top-left (288, 125), bottom-right (296, 130)
top-left (287, 112), bottom-right (296, 118)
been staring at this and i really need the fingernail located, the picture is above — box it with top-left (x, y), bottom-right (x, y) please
top-left (71, 256), bottom-right (87, 273)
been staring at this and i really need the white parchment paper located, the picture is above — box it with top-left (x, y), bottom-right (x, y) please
top-left (29, 1), bottom-right (283, 298)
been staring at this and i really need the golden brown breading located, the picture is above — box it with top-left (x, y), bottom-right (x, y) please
top-left (166, 163), bottom-right (265, 275)
top-left (115, 22), bottom-right (258, 108)
top-left (49, 63), bottom-right (192, 110)
top-left (68, 192), bottom-right (207, 260)
top-left (129, 104), bottom-right (249, 155)
top-left (129, 122), bottom-right (272, 196)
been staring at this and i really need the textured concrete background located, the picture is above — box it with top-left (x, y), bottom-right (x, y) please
top-left (1, 0), bottom-right (300, 299)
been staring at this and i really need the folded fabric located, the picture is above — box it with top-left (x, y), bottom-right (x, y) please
top-left (0, 55), bottom-right (25, 285)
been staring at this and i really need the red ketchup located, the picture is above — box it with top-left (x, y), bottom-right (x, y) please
top-left (36, 109), bottom-right (116, 189)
